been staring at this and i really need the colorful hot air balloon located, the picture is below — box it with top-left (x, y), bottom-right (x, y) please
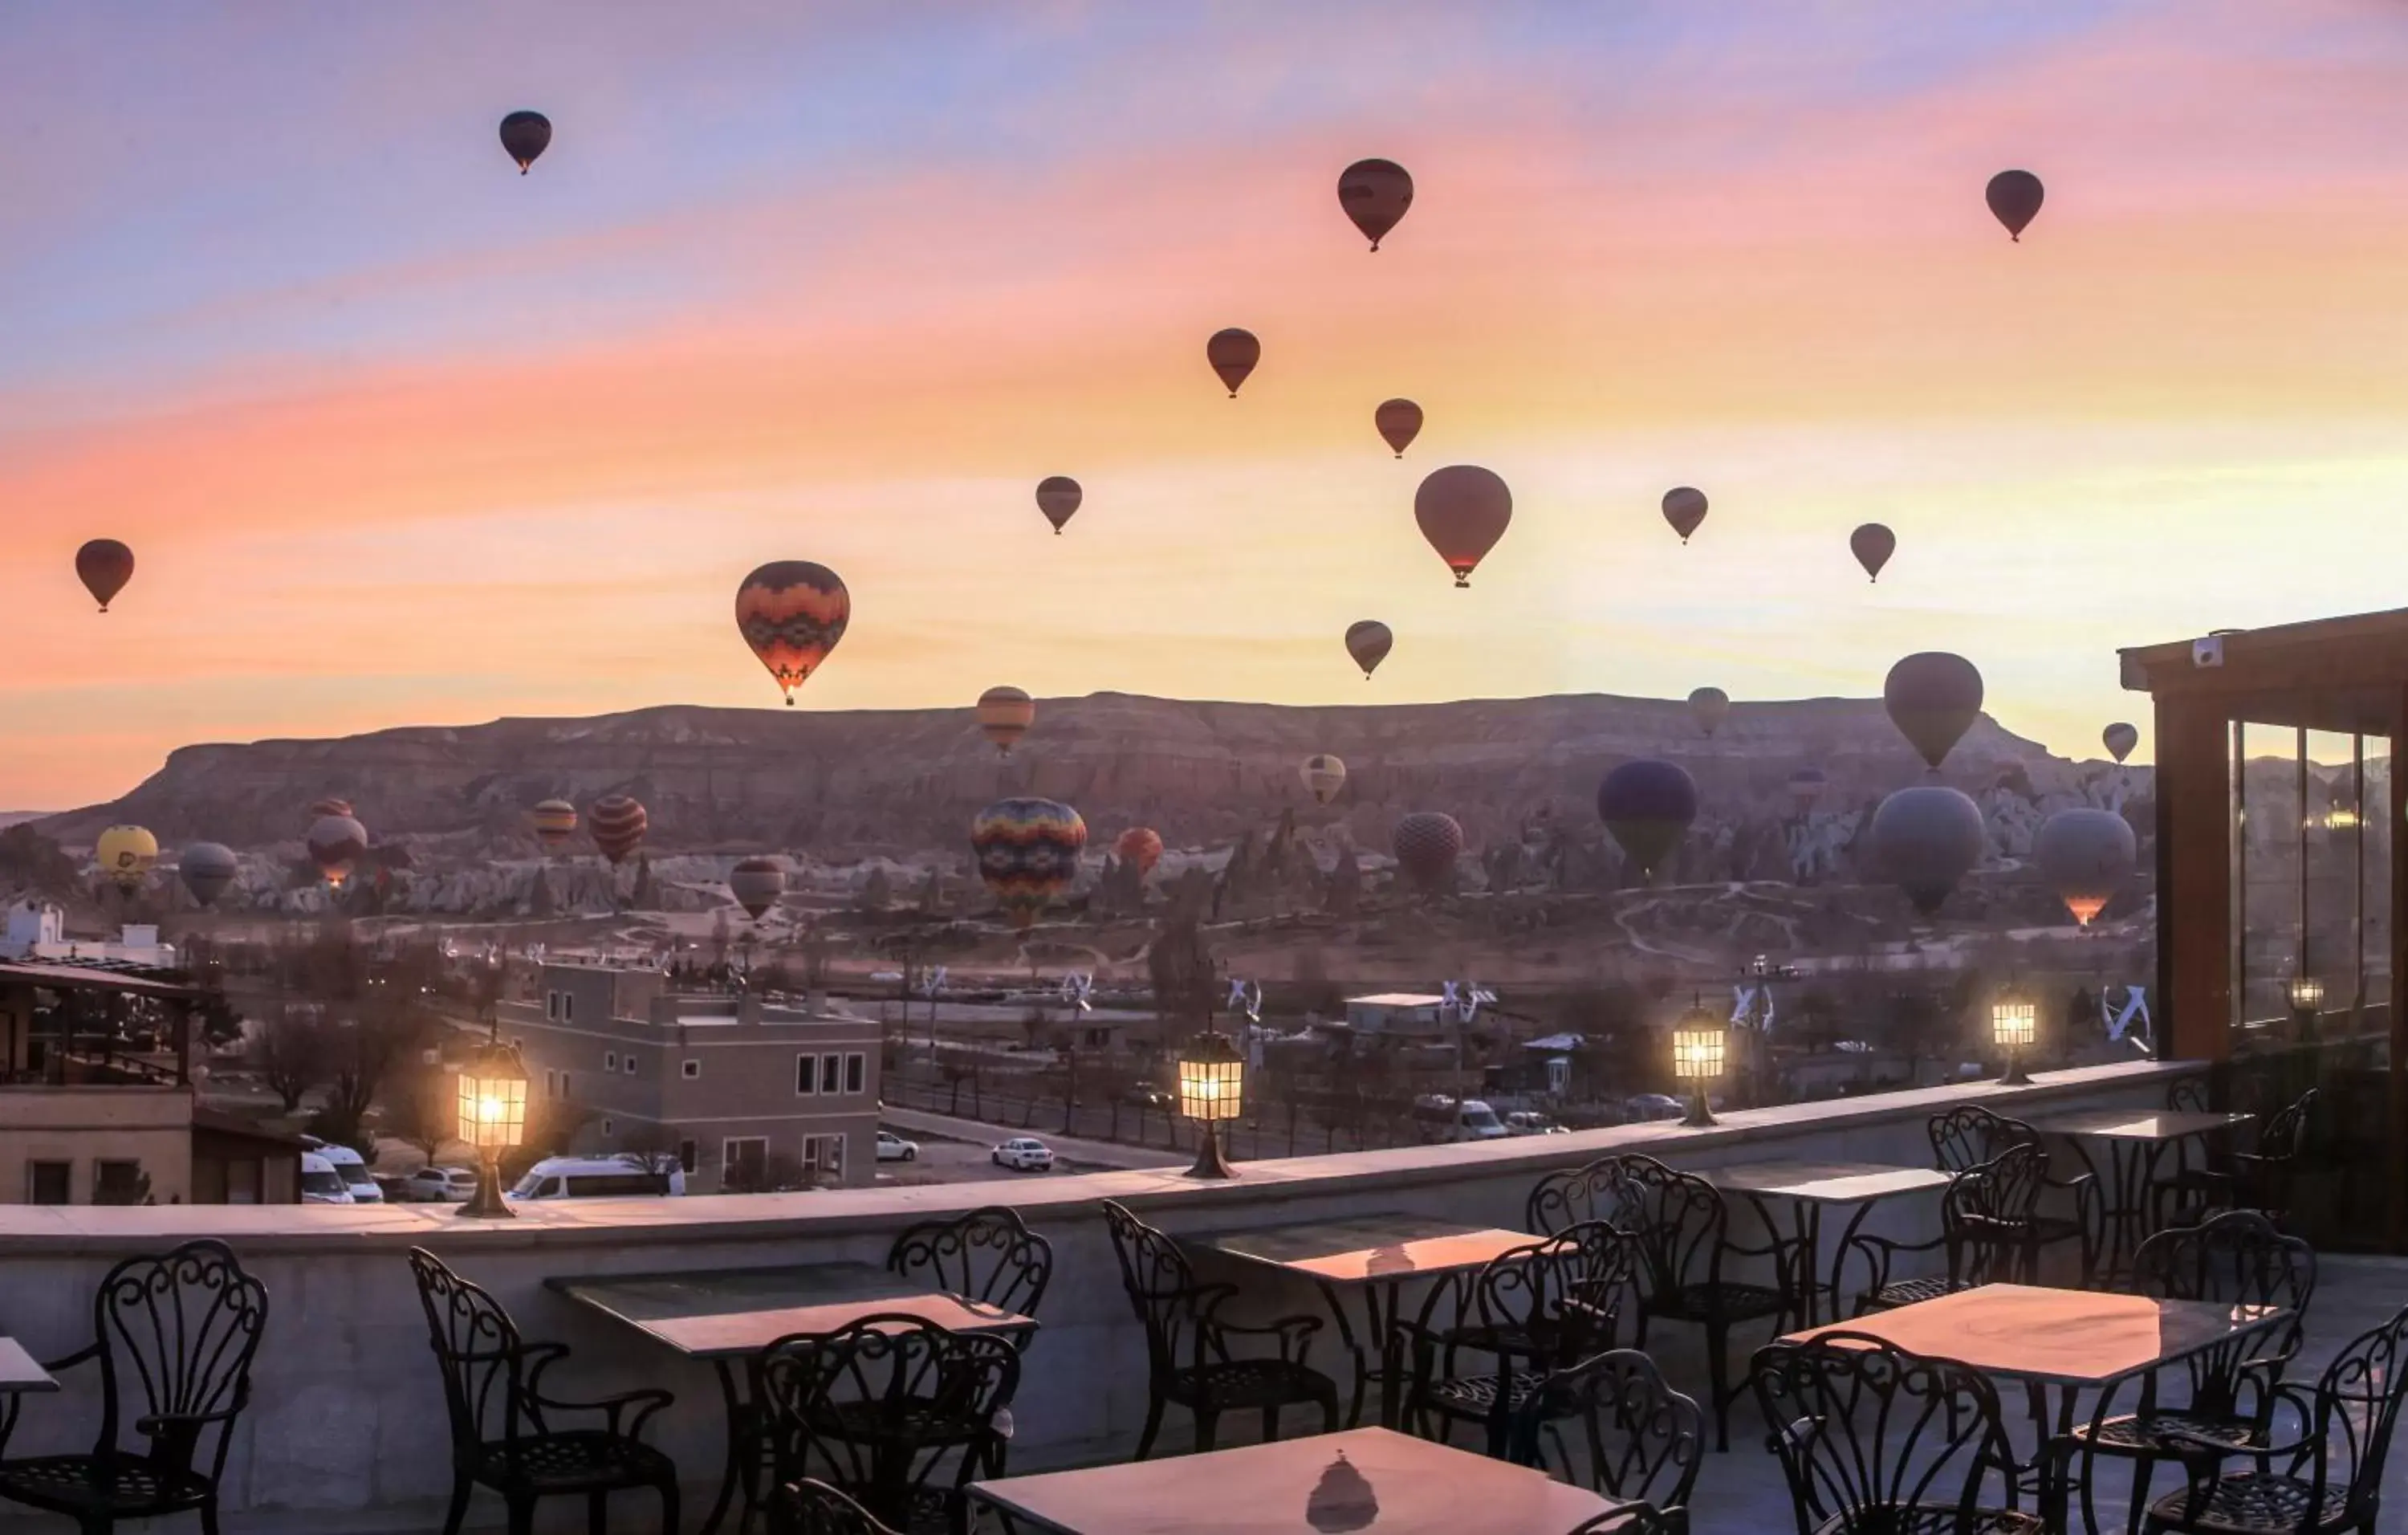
top-left (1662, 487), bottom-right (1708, 544)
top-left (1337, 157), bottom-right (1413, 250)
top-left (307, 797), bottom-right (354, 821)
top-left (1374, 398), bottom-right (1423, 458)
top-left (2103, 723), bottom-right (2138, 764)
top-left (1986, 169), bottom-right (2044, 241)
top-left (1114, 826), bottom-right (1163, 877)
top-left (307, 813), bottom-right (368, 889)
top-left (1344, 621), bottom-right (1393, 680)
top-left (499, 110), bottom-right (551, 173)
top-left (1035, 476), bottom-right (1081, 534)
top-left (1851, 523), bottom-right (1897, 582)
top-left (75, 539), bottom-right (134, 612)
top-left (530, 799), bottom-right (579, 852)
top-left (971, 798), bottom-right (1088, 930)
top-left (96, 825), bottom-right (158, 893)
top-left (588, 795), bottom-right (649, 866)
top-left (1870, 786), bottom-right (1985, 915)
top-left (735, 560), bottom-right (850, 704)
top-left (1787, 766), bottom-right (1828, 812)
top-left (728, 857), bottom-right (787, 921)
top-left (1884, 653), bottom-right (1984, 772)
top-left (978, 686), bottom-right (1035, 757)
top-left (1300, 755), bottom-right (1348, 805)
top-left (178, 842), bottom-right (238, 908)
top-left (2034, 808), bottom-right (2136, 928)
top-left (1414, 466), bottom-right (1511, 588)
top-left (1206, 328), bottom-right (1259, 397)
top-left (1390, 812), bottom-right (1465, 893)
top-left (1688, 686), bottom-right (1730, 738)
top-left (1596, 759), bottom-right (1698, 882)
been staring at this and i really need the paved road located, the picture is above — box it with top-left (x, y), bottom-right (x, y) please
top-left (879, 1105), bottom-right (1186, 1172)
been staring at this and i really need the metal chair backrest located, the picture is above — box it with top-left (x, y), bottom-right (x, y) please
top-left (1940, 1144), bottom-right (2044, 1287)
top-left (886, 1205), bottom-right (1053, 1319)
top-left (1510, 1347), bottom-right (1702, 1513)
top-left (2255, 1087), bottom-right (2318, 1162)
top-left (90, 1239), bottom-right (268, 1486)
top-left (1927, 1105), bottom-right (2038, 1174)
top-left (1527, 1155), bottom-right (1621, 1237)
top-left (1569, 1505), bottom-right (1678, 1535)
top-left (408, 1246), bottom-right (535, 1453)
top-left (1592, 1154), bottom-right (1735, 1305)
top-left (2166, 1076), bottom-right (2211, 1114)
top-left (775, 1476), bottom-right (905, 1535)
top-left (1420, 1221), bottom-right (1638, 1370)
top-left (2296, 1301), bottom-right (2408, 1519)
top-left (1100, 1199), bottom-right (1217, 1378)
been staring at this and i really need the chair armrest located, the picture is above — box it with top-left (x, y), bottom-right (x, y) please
top-left (529, 1384), bottom-right (677, 1439)
top-left (37, 1342), bottom-right (100, 1377)
top-left (1206, 1313), bottom-right (1324, 1367)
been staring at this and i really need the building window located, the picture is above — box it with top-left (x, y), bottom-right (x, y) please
top-left (26, 1162), bottom-right (69, 1205)
top-left (561, 1071), bottom-right (571, 1100)
top-left (94, 1160), bottom-right (144, 1204)
top-left (844, 1053), bottom-right (865, 1094)
top-left (604, 1051), bottom-right (618, 1073)
top-left (795, 1055), bottom-right (816, 1095)
top-left (681, 1059), bottom-right (700, 1080)
top-left (723, 1137), bottom-right (768, 1187)
top-left (624, 1055), bottom-right (639, 1075)
top-left (545, 1069), bottom-right (558, 1099)
top-left (562, 992), bottom-right (574, 1022)
top-left (545, 991), bottom-right (559, 1020)
top-left (820, 1053), bottom-right (841, 1094)
top-left (677, 1139), bottom-right (697, 1175)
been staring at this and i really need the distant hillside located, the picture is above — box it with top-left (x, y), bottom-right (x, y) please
top-left (0, 812), bottom-right (48, 831)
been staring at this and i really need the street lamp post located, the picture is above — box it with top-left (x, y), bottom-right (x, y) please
top-left (1671, 1000), bottom-right (1727, 1130)
top-left (1991, 993), bottom-right (2037, 1087)
top-left (1178, 1030), bottom-right (1245, 1179)
top-left (454, 1036), bottom-right (528, 1219)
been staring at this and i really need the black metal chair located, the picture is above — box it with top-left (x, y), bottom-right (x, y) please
top-left (0, 1240), bottom-right (266, 1535)
top-left (759, 1314), bottom-right (1017, 1535)
top-left (1392, 1221), bottom-right (1637, 1456)
top-left (1507, 1348), bottom-right (1702, 1531)
top-left (885, 1206), bottom-right (1053, 1325)
top-left (775, 1477), bottom-right (902, 1535)
top-left (1842, 1143), bottom-right (2045, 1315)
top-left (1752, 1331), bottom-right (2044, 1534)
top-left (1099, 1199), bottom-right (1340, 1460)
top-left (1571, 1508), bottom-right (1681, 1534)
top-left (1930, 1104), bottom-right (2101, 1284)
top-left (1527, 1156), bottom-right (1621, 1236)
top-left (2068, 1210), bottom-right (2317, 1535)
top-left (2138, 1300), bottom-right (2408, 1535)
top-left (406, 1247), bottom-right (678, 1535)
top-left (1588, 1154), bottom-right (1788, 1453)
top-left (2153, 1089), bottom-right (2319, 1232)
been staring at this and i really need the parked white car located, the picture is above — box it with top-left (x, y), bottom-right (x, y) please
top-left (299, 1152), bottom-right (355, 1205)
top-left (1623, 1093), bottom-right (1688, 1123)
top-left (876, 1131), bottom-right (920, 1162)
top-left (1503, 1111), bottom-right (1568, 1136)
top-left (399, 1166), bottom-right (480, 1203)
top-left (507, 1156), bottom-right (685, 1201)
top-left (990, 1137), bottom-right (1055, 1172)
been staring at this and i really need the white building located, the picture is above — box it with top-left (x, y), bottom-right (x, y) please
top-left (1344, 992), bottom-right (1455, 1036)
top-left (0, 904), bottom-right (175, 967)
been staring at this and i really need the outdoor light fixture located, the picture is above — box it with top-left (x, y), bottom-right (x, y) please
top-left (1178, 1030), bottom-right (1244, 1179)
top-left (2322, 808), bottom-right (2361, 833)
top-left (2288, 972), bottom-right (2325, 1042)
top-left (454, 1037), bottom-right (528, 1219)
top-left (1670, 1000), bottom-right (1727, 1129)
top-left (1991, 993), bottom-right (2038, 1086)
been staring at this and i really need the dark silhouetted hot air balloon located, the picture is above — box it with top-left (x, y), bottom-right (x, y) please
top-left (2034, 807), bottom-right (2136, 928)
top-left (500, 111), bottom-right (551, 174)
top-left (588, 795), bottom-right (649, 865)
top-left (1206, 328), bottom-right (1259, 397)
top-left (1114, 826), bottom-right (1163, 877)
top-left (971, 798), bottom-right (1088, 930)
top-left (1375, 399), bottom-right (1422, 458)
top-left (307, 797), bottom-right (354, 822)
top-left (735, 561), bottom-right (850, 705)
top-left (1414, 466), bottom-right (1511, 588)
top-left (1390, 812), bottom-right (1464, 893)
top-left (96, 825), bottom-right (157, 893)
top-left (75, 539), bottom-right (133, 612)
top-left (2103, 723), bottom-right (2138, 764)
top-left (1662, 487), bottom-right (1708, 544)
top-left (1344, 621), bottom-right (1393, 680)
top-left (1851, 523), bottom-right (1896, 582)
top-left (1300, 755), bottom-right (1347, 805)
top-left (978, 686), bottom-right (1035, 756)
top-left (531, 800), bottom-right (578, 852)
top-left (1337, 158), bottom-right (1413, 250)
top-left (179, 842), bottom-right (238, 908)
top-left (1986, 169), bottom-right (2044, 242)
top-left (1035, 476), bottom-right (1081, 534)
top-left (1884, 652), bottom-right (1984, 772)
top-left (1688, 686), bottom-right (1730, 737)
top-left (307, 813), bottom-right (368, 889)
top-left (728, 857), bottom-right (786, 921)
top-left (1871, 786), bottom-right (1984, 915)
top-left (1596, 759), bottom-right (1698, 882)
top-left (1788, 766), bottom-right (1827, 812)
top-left (1307, 1450), bottom-right (1381, 1533)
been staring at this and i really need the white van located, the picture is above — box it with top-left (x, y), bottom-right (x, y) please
top-left (1413, 1095), bottom-right (1510, 1142)
top-left (506, 1155), bottom-right (685, 1202)
top-left (299, 1152), bottom-right (355, 1205)
top-left (308, 1141), bottom-right (383, 1203)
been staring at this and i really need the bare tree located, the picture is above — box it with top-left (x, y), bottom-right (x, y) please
top-left (614, 1121), bottom-right (685, 1191)
top-left (256, 1005), bottom-right (327, 1114)
top-left (384, 1066), bottom-right (456, 1165)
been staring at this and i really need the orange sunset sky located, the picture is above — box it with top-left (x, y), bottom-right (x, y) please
top-left (8, 0), bottom-right (2408, 811)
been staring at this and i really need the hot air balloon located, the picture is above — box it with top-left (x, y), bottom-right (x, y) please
top-left (96, 825), bottom-right (158, 893)
top-left (1344, 621), bottom-right (1393, 680)
top-left (1414, 466), bottom-right (1511, 588)
top-left (1596, 759), bottom-right (1698, 882)
top-left (75, 539), bottom-right (133, 612)
top-left (1374, 398), bottom-right (1422, 458)
top-left (1787, 766), bottom-right (1828, 812)
top-left (1306, 1450), bottom-right (1381, 1533)
top-left (971, 798), bottom-right (1088, 930)
top-left (735, 560), bottom-right (850, 704)
top-left (307, 813), bottom-right (368, 889)
top-left (1114, 826), bottom-right (1163, 877)
top-left (499, 110), bottom-right (551, 173)
top-left (178, 842), bottom-right (238, 908)
top-left (1035, 476), bottom-right (1081, 534)
top-left (1337, 157), bottom-right (1413, 250)
top-left (1300, 755), bottom-right (1348, 805)
top-left (2034, 808), bottom-right (2136, 928)
top-left (978, 686), bottom-right (1035, 757)
top-left (1688, 686), bottom-right (1730, 738)
top-left (2103, 723), bottom-right (2138, 764)
top-left (1206, 328), bottom-right (1259, 397)
top-left (728, 857), bottom-right (787, 921)
top-left (1662, 487), bottom-right (1708, 544)
top-left (1884, 652), bottom-right (1984, 772)
top-left (530, 800), bottom-right (579, 852)
top-left (1851, 523), bottom-right (1897, 582)
top-left (1986, 169), bottom-right (2044, 241)
top-left (588, 795), bottom-right (649, 866)
top-left (1870, 786), bottom-right (1985, 915)
top-left (307, 797), bottom-right (354, 821)
top-left (1390, 812), bottom-right (1465, 894)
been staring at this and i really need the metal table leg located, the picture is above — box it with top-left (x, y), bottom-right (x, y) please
top-left (702, 1356), bottom-right (770, 1535)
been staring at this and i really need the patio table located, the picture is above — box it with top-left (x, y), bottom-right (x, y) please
top-left (1701, 1159), bottom-right (1954, 1328)
top-left (0, 1341), bottom-right (58, 1397)
top-left (2027, 1109), bottom-right (2255, 1281)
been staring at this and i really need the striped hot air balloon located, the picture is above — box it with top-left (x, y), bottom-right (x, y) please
top-left (971, 798), bottom-right (1088, 930)
top-left (978, 686), bottom-right (1035, 757)
top-left (530, 800), bottom-right (579, 853)
top-left (307, 798), bottom-right (354, 821)
top-left (735, 560), bottom-right (850, 705)
top-left (588, 796), bottom-right (649, 865)
top-left (1390, 812), bottom-right (1465, 893)
top-left (1114, 826), bottom-right (1163, 877)
top-left (1300, 755), bottom-right (1348, 805)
